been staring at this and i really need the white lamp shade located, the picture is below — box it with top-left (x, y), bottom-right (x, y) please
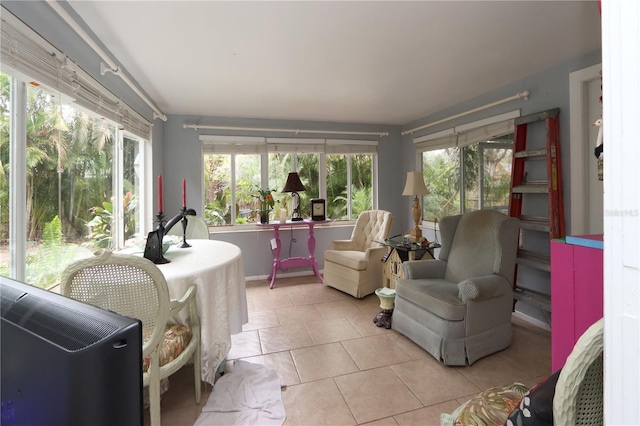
top-left (402, 171), bottom-right (428, 196)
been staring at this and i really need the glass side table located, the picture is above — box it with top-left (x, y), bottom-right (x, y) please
top-left (375, 236), bottom-right (441, 289)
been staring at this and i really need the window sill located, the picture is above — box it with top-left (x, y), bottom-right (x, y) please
top-left (207, 219), bottom-right (356, 235)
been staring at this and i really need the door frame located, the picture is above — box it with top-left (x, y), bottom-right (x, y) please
top-left (569, 63), bottom-right (602, 235)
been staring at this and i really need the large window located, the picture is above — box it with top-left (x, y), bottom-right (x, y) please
top-left (202, 137), bottom-right (376, 226)
top-left (1, 81), bottom-right (148, 289)
top-left (422, 139), bottom-right (513, 222)
top-left (415, 112), bottom-right (518, 223)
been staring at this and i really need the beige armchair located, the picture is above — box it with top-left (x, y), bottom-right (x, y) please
top-left (392, 209), bottom-right (520, 365)
top-left (324, 210), bottom-right (393, 298)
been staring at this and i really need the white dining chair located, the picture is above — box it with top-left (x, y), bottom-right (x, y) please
top-left (60, 250), bottom-right (201, 426)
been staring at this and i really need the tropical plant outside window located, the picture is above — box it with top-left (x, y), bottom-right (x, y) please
top-left (204, 151), bottom-right (373, 225)
top-left (421, 137), bottom-right (513, 222)
top-left (0, 71), bottom-right (145, 289)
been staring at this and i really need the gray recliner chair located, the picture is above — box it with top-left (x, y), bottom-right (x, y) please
top-left (392, 209), bottom-right (520, 365)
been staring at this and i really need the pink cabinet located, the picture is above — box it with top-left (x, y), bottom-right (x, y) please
top-left (551, 235), bottom-right (603, 371)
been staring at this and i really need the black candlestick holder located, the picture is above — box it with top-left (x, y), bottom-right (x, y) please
top-left (144, 208), bottom-right (197, 264)
top-left (144, 212), bottom-right (170, 264)
top-left (179, 207), bottom-right (193, 248)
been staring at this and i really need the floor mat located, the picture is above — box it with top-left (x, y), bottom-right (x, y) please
top-left (194, 360), bottom-right (285, 426)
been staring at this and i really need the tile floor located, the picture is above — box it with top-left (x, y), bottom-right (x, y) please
top-left (145, 275), bottom-right (551, 426)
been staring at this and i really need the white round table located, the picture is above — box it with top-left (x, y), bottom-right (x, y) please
top-left (122, 239), bottom-right (247, 384)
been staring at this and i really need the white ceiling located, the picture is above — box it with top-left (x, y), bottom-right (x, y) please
top-left (67, 1), bottom-right (601, 126)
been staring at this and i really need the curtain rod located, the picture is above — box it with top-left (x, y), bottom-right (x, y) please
top-left (46, 0), bottom-right (167, 122)
top-left (402, 90), bottom-right (529, 136)
top-left (183, 124), bottom-right (389, 137)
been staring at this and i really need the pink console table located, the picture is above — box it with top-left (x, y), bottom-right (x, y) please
top-left (257, 219), bottom-right (328, 288)
top-left (551, 235), bottom-right (603, 371)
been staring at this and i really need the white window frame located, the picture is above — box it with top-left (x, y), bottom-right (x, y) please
top-left (414, 110), bottom-right (519, 225)
top-left (201, 135), bottom-right (379, 227)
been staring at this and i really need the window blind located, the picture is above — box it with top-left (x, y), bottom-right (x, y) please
top-left (0, 9), bottom-right (151, 139)
top-left (200, 135), bottom-right (378, 155)
top-left (413, 110), bottom-right (519, 152)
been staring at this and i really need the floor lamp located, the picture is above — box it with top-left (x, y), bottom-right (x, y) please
top-left (402, 171), bottom-right (429, 242)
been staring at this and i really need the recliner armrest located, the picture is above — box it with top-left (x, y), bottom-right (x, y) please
top-left (402, 259), bottom-right (447, 279)
top-left (457, 275), bottom-right (511, 302)
top-left (364, 245), bottom-right (386, 261)
top-left (332, 240), bottom-right (355, 251)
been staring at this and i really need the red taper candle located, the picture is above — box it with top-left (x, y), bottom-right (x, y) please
top-left (158, 174), bottom-right (163, 213)
top-left (182, 179), bottom-right (187, 208)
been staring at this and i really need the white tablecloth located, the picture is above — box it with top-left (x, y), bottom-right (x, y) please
top-left (154, 239), bottom-right (247, 384)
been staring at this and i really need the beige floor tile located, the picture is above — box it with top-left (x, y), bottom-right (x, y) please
top-left (347, 312), bottom-right (395, 337)
top-left (153, 276), bottom-right (551, 425)
top-left (499, 322), bottom-right (552, 377)
top-left (282, 378), bottom-right (356, 426)
top-left (386, 332), bottom-right (431, 360)
top-left (315, 299), bottom-right (362, 319)
top-left (250, 291), bottom-right (294, 311)
top-left (453, 352), bottom-right (532, 390)
top-left (394, 400), bottom-right (461, 426)
top-left (350, 293), bottom-right (384, 316)
top-left (236, 352), bottom-right (301, 387)
top-left (362, 417), bottom-right (399, 425)
top-left (291, 342), bottom-right (359, 382)
top-left (288, 283), bottom-right (351, 305)
top-left (227, 330), bottom-right (262, 360)
top-left (275, 304), bottom-right (324, 325)
top-left (391, 358), bottom-right (482, 407)
top-left (341, 334), bottom-right (411, 370)
top-left (305, 316), bottom-right (362, 345)
top-left (259, 322), bottom-right (315, 354)
top-left (334, 367), bottom-right (423, 424)
top-left (147, 404), bottom-right (200, 426)
top-left (243, 308), bottom-right (280, 331)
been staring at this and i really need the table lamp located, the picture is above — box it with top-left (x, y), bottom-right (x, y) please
top-left (282, 172), bottom-right (306, 221)
top-left (402, 171), bottom-right (429, 241)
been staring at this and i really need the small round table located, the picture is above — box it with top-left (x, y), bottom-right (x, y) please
top-left (373, 287), bottom-right (397, 329)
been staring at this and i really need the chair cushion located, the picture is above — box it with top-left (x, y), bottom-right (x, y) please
top-left (324, 249), bottom-right (367, 270)
top-left (440, 382), bottom-right (529, 426)
top-left (506, 370), bottom-right (560, 426)
top-left (143, 324), bottom-right (192, 373)
top-left (395, 278), bottom-right (465, 321)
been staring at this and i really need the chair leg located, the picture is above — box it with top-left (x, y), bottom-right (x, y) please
top-left (194, 338), bottom-right (202, 404)
top-left (149, 377), bottom-right (161, 426)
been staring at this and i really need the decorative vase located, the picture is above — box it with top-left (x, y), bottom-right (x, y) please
top-left (259, 201), bottom-right (270, 224)
top-left (260, 211), bottom-right (269, 224)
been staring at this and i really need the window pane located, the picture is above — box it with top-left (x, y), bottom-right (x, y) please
top-left (326, 154), bottom-right (347, 219)
top-left (296, 153), bottom-right (319, 218)
top-left (268, 153), bottom-right (291, 216)
top-left (235, 154), bottom-right (261, 224)
top-left (422, 148), bottom-right (461, 221)
top-left (203, 154), bottom-right (231, 226)
top-left (462, 145), bottom-right (480, 212)
top-left (480, 143), bottom-right (513, 213)
top-left (351, 154), bottom-right (373, 217)
top-left (0, 73), bottom-right (10, 277)
top-left (25, 84), bottom-right (115, 288)
top-left (123, 135), bottom-right (141, 240)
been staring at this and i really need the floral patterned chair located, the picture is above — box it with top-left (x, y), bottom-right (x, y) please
top-left (60, 250), bottom-right (201, 426)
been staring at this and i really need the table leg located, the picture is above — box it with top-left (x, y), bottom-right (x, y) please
top-left (307, 223), bottom-right (323, 283)
top-left (269, 226), bottom-right (281, 289)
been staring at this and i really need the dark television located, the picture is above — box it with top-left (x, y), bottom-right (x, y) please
top-left (1, 276), bottom-right (142, 426)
